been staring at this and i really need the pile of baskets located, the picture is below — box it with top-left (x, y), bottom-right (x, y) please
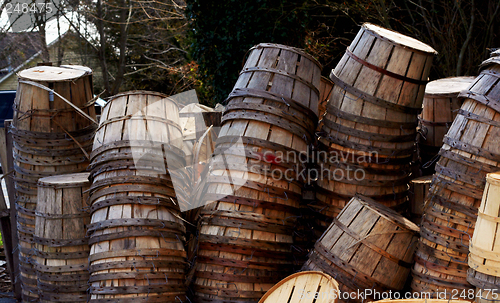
top-left (411, 58), bottom-right (500, 297)
top-left (85, 91), bottom-right (189, 302)
top-left (191, 43), bottom-right (322, 302)
top-left (313, 23), bottom-right (437, 231)
top-left (12, 65), bottom-right (96, 302)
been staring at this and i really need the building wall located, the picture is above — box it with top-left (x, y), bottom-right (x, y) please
top-left (0, 74), bottom-right (17, 91)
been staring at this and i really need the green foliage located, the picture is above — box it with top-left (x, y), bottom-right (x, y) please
top-left (186, 0), bottom-right (309, 106)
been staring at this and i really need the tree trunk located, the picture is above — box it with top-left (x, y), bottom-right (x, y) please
top-left (457, 0), bottom-right (475, 75)
top-left (37, 22), bottom-right (50, 62)
top-left (111, 0), bottom-right (129, 95)
top-left (96, 0), bottom-right (112, 96)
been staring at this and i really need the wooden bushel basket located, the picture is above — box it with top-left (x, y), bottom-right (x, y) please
top-left (91, 90), bottom-right (184, 161)
top-left (412, 239), bottom-right (472, 296)
top-left (202, 42), bottom-right (320, 228)
top-left (303, 195), bottom-right (419, 303)
top-left (14, 65), bottom-right (96, 133)
top-left (34, 173), bottom-right (90, 303)
top-left (322, 23), bottom-right (436, 156)
top-left (217, 42), bottom-right (321, 168)
top-left (434, 61), bottom-right (500, 211)
top-left (258, 271), bottom-right (339, 303)
top-left (412, 174), bottom-right (476, 296)
top-left (13, 65), bottom-right (96, 204)
top-left (313, 153), bottom-right (410, 229)
top-left (469, 172), bottom-right (500, 277)
top-left (192, 145), bottom-right (304, 301)
top-left (418, 77), bottom-right (474, 173)
top-left (318, 76), bottom-right (334, 122)
top-left (314, 23), bottom-right (436, 225)
top-left (233, 43), bottom-right (321, 115)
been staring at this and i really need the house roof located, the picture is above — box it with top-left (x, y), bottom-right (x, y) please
top-left (0, 29), bottom-right (76, 85)
top-left (0, 32), bottom-right (43, 77)
top-left (0, 12), bottom-right (99, 86)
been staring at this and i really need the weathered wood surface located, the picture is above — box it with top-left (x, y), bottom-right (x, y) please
top-left (418, 77), bottom-right (475, 173)
top-left (34, 173), bottom-right (90, 302)
top-left (323, 22), bottom-right (436, 154)
top-left (409, 175), bottom-right (432, 224)
top-left (318, 76), bottom-right (334, 122)
top-left (15, 66), bottom-right (96, 133)
top-left (412, 61), bottom-right (500, 297)
top-left (258, 271), bottom-right (339, 303)
top-left (88, 91), bottom-right (187, 302)
top-left (0, 123), bottom-right (18, 299)
top-left (92, 91), bottom-right (184, 157)
top-left (468, 268), bottom-right (500, 302)
top-left (233, 43), bottom-right (321, 115)
top-left (193, 43), bottom-right (321, 303)
top-left (314, 23), bottom-right (436, 228)
top-left (303, 195), bottom-right (419, 303)
top-left (3, 120), bottom-right (21, 301)
top-left (12, 66), bottom-right (97, 303)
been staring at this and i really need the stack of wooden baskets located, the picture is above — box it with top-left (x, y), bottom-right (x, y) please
top-left (417, 77), bottom-right (474, 174)
top-left (303, 195), bottom-right (420, 303)
top-left (192, 43), bottom-right (322, 302)
top-left (467, 172), bottom-right (500, 303)
top-left (12, 65), bottom-right (97, 302)
top-left (87, 91), bottom-right (188, 302)
top-left (33, 173), bottom-right (91, 303)
top-left (313, 23), bottom-right (437, 231)
top-left (411, 58), bottom-right (500, 296)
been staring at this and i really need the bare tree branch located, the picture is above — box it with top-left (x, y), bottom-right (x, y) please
top-left (457, 0), bottom-right (474, 75)
top-left (96, 0), bottom-right (111, 95)
top-left (110, 0), bottom-right (130, 95)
